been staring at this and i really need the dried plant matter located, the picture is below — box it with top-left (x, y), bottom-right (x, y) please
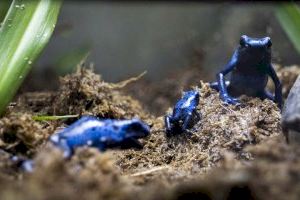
top-left (53, 67), bottom-right (149, 120)
top-left (0, 68), bottom-right (295, 200)
top-left (116, 83), bottom-right (281, 185)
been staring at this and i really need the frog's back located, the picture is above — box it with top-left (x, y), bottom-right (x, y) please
top-left (173, 91), bottom-right (199, 119)
top-left (58, 116), bottom-right (103, 138)
top-left (53, 116), bottom-right (108, 148)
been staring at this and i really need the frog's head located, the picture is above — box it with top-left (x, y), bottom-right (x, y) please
top-left (123, 119), bottom-right (150, 139)
top-left (192, 90), bottom-right (200, 102)
top-left (184, 90), bottom-right (200, 104)
top-left (238, 35), bottom-right (272, 62)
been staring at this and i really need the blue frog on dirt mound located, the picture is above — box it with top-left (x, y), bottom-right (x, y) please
top-left (210, 35), bottom-right (282, 109)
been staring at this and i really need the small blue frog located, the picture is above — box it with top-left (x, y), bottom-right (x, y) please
top-left (210, 35), bottom-right (282, 108)
top-left (50, 116), bottom-right (150, 158)
top-left (164, 90), bottom-right (201, 136)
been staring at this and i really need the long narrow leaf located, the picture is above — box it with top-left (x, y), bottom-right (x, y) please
top-left (276, 3), bottom-right (300, 54)
top-left (0, 1), bottom-right (10, 22)
top-left (0, 0), bottom-right (62, 115)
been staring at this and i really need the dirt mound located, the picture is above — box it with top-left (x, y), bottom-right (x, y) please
top-left (52, 67), bottom-right (149, 120)
top-left (171, 136), bottom-right (300, 200)
top-left (0, 113), bottom-right (53, 156)
top-left (115, 83), bottom-right (281, 185)
top-left (0, 68), bottom-right (294, 200)
top-left (0, 147), bottom-right (137, 200)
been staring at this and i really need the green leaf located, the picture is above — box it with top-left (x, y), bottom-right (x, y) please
top-left (0, 1), bottom-right (11, 22)
top-left (0, 0), bottom-right (62, 115)
top-left (276, 3), bottom-right (300, 54)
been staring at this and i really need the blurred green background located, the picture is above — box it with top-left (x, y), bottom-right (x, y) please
top-left (10, 2), bottom-right (300, 88)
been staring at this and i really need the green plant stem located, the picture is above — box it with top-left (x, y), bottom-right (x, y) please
top-left (0, 0), bottom-right (62, 116)
top-left (32, 114), bottom-right (79, 121)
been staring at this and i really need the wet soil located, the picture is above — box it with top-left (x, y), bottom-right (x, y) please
top-left (0, 65), bottom-right (299, 200)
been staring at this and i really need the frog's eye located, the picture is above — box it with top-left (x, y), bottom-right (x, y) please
top-left (239, 35), bottom-right (248, 47)
top-left (266, 39), bottom-right (272, 48)
top-left (240, 37), bottom-right (246, 46)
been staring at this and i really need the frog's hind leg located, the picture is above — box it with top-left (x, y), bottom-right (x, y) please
top-left (164, 115), bottom-right (173, 137)
top-left (119, 138), bottom-right (143, 149)
top-left (194, 110), bottom-right (201, 122)
top-left (51, 139), bottom-right (73, 159)
top-left (182, 113), bottom-right (194, 132)
top-left (260, 90), bottom-right (275, 101)
top-left (186, 111), bottom-right (202, 134)
top-left (210, 81), bottom-right (230, 91)
top-left (21, 160), bottom-right (35, 173)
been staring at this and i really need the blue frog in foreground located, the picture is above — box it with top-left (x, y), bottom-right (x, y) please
top-left (11, 117), bottom-right (150, 172)
top-left (50, 116), bottom-right (150, 158)
top-left (165, 90), bottom-right (201, 136)
top-left (210, 35), bottom-right (282, 108)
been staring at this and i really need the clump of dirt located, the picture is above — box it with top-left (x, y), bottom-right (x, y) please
top-left (0, 149), bottom-right (21, 179)
top-left (242, 137), bottom-right (300, 200)
top-left (268, 65), bottom-right (300, 98)
top-left (115, 83), bottom-right (281, 184)
top-left (0, 147), bottom-right (138, 200)
top-left (170, 136), bottom-right (300, 200)
top-left (0, 113), bottom-right (53, 156)
top-left (52, 67), bottom-right (149, 120)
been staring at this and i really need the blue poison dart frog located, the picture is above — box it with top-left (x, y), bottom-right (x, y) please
top-left (210, 35), bottom-right (282, 108)
top-left (50, 116), bottom-right (150, 158)
top-left (164, 90), bottom-right (201, 136)
top-left (12, 117), bottom-right (150, 172)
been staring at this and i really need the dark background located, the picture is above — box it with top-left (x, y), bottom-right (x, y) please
top-left (29, 2), bottom-right (299, 89)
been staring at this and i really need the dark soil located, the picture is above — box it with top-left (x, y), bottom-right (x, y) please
top-left (0, 65), bottom-right (299, 200)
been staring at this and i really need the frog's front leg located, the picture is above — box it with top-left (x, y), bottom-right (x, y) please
top-left (61, 146), bottom-right (73, 159)
top-left (210, 81), bottom-right (230, 91)
top-left (164, 115), bottom-right (173, 136)
top-left (51, 137), bottom-right (73, 159)
top-left (120, 138), bottom-right (143, 149)
top-left (268, 64), bottom-right (283, 109)
top-left (216, 51), bottom-right (240, 105)
top-left (261, 90), bottom-right (275, 101)
top-left (182, 113), bottom-right (193, 132)
top-left (194, 110), bottom-right (201, 122)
